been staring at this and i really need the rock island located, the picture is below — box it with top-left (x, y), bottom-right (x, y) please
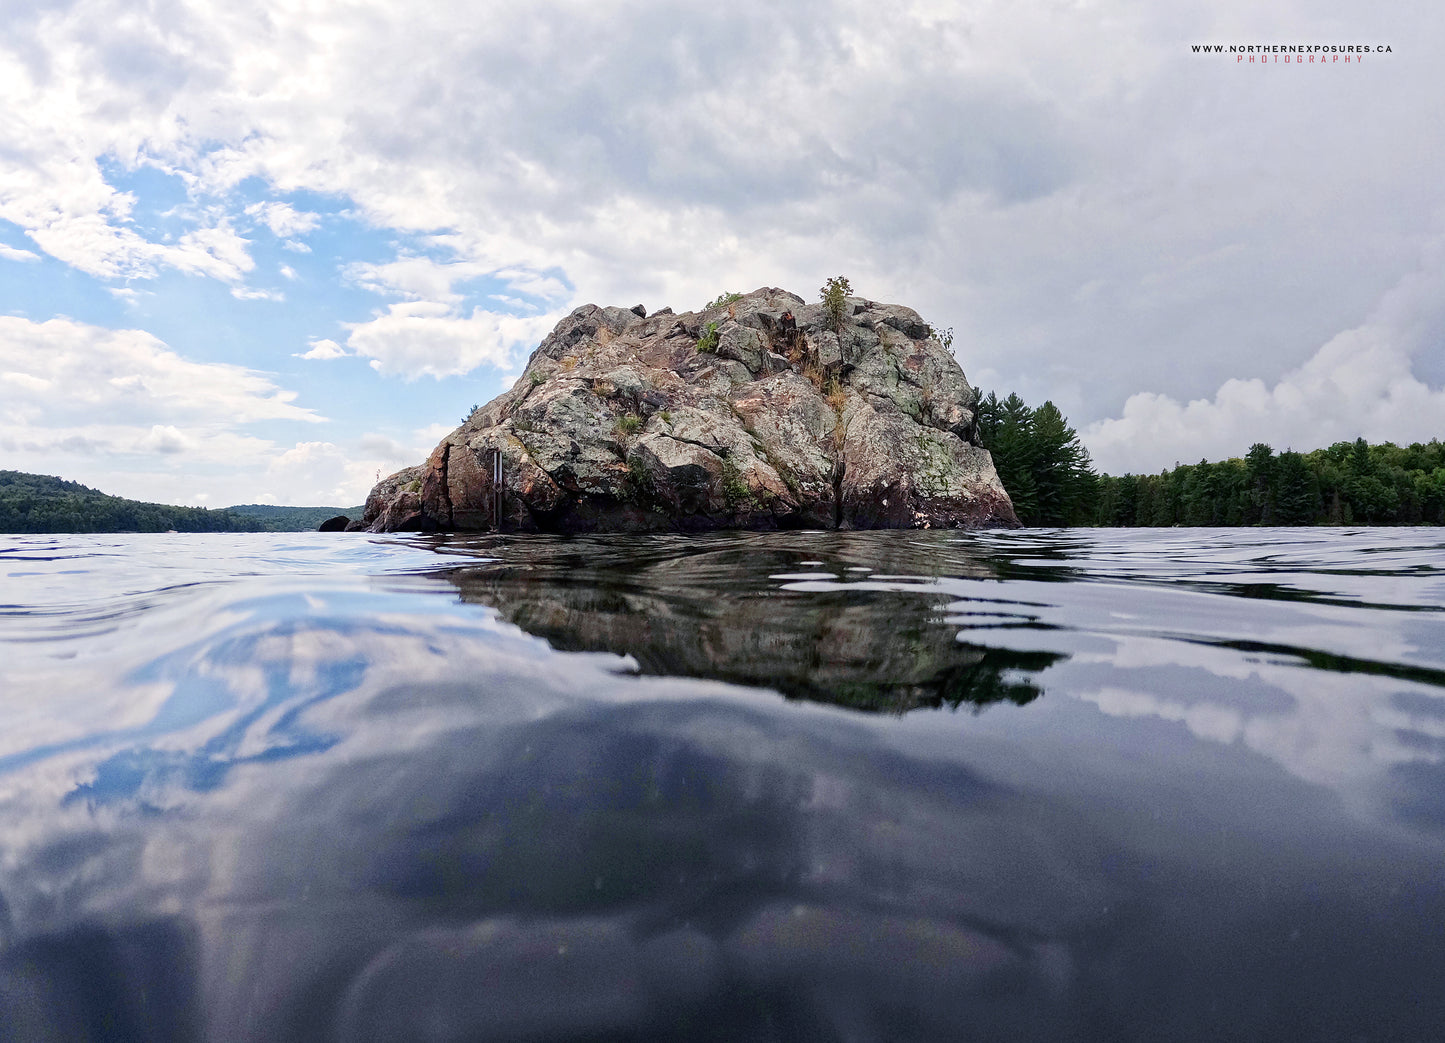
top-left (359, 287), bottom-right (1018, 532)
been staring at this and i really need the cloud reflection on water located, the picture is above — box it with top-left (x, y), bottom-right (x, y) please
top-left (0, 529), bottom-right (1443, 1040)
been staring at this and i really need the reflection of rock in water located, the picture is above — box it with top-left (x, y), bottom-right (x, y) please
top-left (445, 531), bottom-right (1061, 713)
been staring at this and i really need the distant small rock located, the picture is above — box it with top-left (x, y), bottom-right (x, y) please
top-left (317, 515), bottom-right (351, 532)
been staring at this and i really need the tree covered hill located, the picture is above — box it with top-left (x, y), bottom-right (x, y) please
top-left (0, 472), bottom-right (361, 533)
top-left (225, 504), bottom-right (366, 531)
top-left (1092, 438), bottom-right (1445, 527)
top-left (973, 391), bottom-right (1445, 527)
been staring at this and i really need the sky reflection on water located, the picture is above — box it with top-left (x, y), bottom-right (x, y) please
top-left (0, 528), bottom-right (1443, 1041)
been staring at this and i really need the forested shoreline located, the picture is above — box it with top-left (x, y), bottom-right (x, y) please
top-left (0, 472), bottom-right (359, 533)
top-left (974, 392), bottom-right (1445, 527)
top-left (6, 411), bottom-right (1445, 533)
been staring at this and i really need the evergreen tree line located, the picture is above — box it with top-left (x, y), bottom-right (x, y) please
top-left (0, 471), bottom-right (266, 533)
top-left (974, 393), bottom-right (1445, 527)
top-left (974, 391), bottom-right (1098, 525)
top-left (226, 503), bottom-right (366, 531)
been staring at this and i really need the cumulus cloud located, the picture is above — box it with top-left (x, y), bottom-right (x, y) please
top-left (52, 432), bottom-right (421, 507)
top-left (1, 0), bottom-right (1442, 497)
top-left (244, 201), bottom-right (321, 239)
top-left (344, 257), bottom-right (500, 308)
top-left (263, 440), bottom-right (415, 506)
top-left (0, 316), bottom-right (320, 427)
top-left (3, 165), bottom-right (255, 282)
top-left (343, 303), bottom-right (558, 379)
top-left (413, 422), bottom-right (459, 444)
top-left (295, 337), bottom-right (349, 360)
top-left (0, 0), bottom-right (1104, 307)
top-left (1085, 247), bottom-right (1445, 473)
top-left (0, 315), bottom-right (370, 502)
top-left (0, 243), bottom-right (40, 262)
top-left (136, 424), bottom-right (191, 454)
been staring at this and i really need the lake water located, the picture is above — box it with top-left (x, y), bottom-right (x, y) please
top-left (1, 528), bottom-right (1443, 1041)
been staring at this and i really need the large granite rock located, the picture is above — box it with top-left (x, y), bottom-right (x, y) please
top-left (361, 288), bottom-right (1018, 532)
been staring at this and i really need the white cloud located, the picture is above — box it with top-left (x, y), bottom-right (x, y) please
top-left (0, 0), bottom-right (1441, 487)
top-left (26, 433), bottom-right (418, 508)
top-left (231, 285), bottom-right (284, 301)
top-left (0, 243), bottom-right (40, 262)
top-left (343, 303), bottom-right (558, 379)
top-left (244, 201), bottom-right (321, 239)
top-left (414, 422), bottom-right (459, 443)
top-left (346, 256), bottom-right (491, 305)
top-left (263, 440), bottom-right (410, 506)
top-left (169, 219), bottom-right (254, 282)
top-left (2, 160), bottom-right (255, 282)
top-left (0, 316), bottom-right (321, 427)
top-left (493, 268), bottom-right (571, 303)
top-left (1085, 246), bottom-right (1445, 473)
top-left (0, 316), bottom-right (362, 502)
top-left (136, 424), bottom-right (191, 454)
top-left (295, 337), bottom-right (349, 360)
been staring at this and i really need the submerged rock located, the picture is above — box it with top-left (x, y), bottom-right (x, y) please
top-left (361, 288), bottom-right (1018, 532)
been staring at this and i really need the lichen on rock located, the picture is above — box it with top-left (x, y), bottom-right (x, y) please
top-left (360, 287), bottom-right (1018, 532)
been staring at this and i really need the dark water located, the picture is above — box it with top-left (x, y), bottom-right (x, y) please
top-left (1, 528), bottom-right (1443, 1042)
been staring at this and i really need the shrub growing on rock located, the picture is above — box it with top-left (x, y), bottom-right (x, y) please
top-left (819, 275), bottom-right (852, 335)
top-left (696, 321), bottom-right (720, 353)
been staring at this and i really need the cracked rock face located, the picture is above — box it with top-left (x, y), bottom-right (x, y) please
top-left (360, 287), bottom-right (1019, 533)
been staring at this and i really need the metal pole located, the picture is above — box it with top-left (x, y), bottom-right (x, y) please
top-left (493, 449), bottom-right (502, 531)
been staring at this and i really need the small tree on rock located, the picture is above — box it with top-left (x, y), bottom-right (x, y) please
top-left (819, 276), bottom-right (852, 336)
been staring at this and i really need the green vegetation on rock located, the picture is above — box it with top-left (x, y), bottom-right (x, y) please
top-left (819, 275), bottom-right (852, 336)
top-left (695, 321), bottom-right (720, 353)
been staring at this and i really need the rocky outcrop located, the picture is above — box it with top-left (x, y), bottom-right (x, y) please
top-left (361, 288), bottom-right (1018, 532)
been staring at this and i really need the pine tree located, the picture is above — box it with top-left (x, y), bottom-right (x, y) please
top-left (1244, 443), bottom-right (1275, 525)
top-left (1345, 437), bottom-right (1399, 522)
top-left (973, 392), bottom-right (1095, 525)
top-left (1030, 401), bottom-right (1094, 525)
top-left (990, 393), bottom-right (1039, 523)
top-left (1273, 450), bottom-right (1321, 524)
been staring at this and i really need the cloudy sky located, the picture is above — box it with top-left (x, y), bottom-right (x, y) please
top-left (2, 0), bottom-right (1441, 506)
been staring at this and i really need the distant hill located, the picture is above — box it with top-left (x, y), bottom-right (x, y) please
top-left (0, 471), bottom-right (361, 533)
top-left (224, 504), bottom-right (366, 531)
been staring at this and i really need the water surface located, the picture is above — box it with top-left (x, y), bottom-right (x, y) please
top-left (1, 528), bottom-right (1443, 1041)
